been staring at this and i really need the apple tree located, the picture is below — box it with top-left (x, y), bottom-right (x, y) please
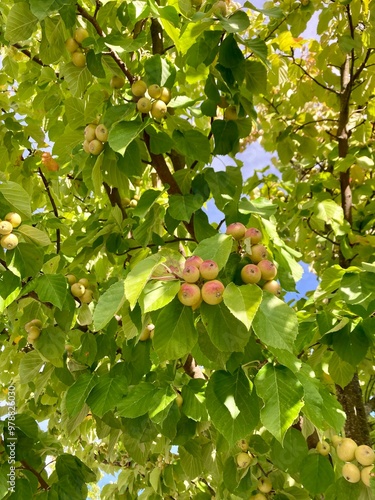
top-left (0, 0), bottom-right (374, 498)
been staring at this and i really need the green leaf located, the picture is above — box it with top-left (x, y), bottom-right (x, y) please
top-left (125, 254), bottom-right (165, 310)
top-left (193, 233), bottom-right (233, 270)
top-left (212, 120), bottom-right (239, 155)
top-left (138, 279), bottom-right (180, 313)
top-left (65, 373), bottom-right (97, 417)
top-left (16, 225), bottom-right (51, 246)
top-left (218, 34), bottom-right (244, 68)
top-left (132, 189), bottom-right (164, 219)
top-left (181, 379), bottom-right (208, 422)
top-left (168, 194), bottom-right (203, 221)
top-left (299, 454), bottom-right (335, 495)
top-left (146, 126), bottom-right (174, 155)
top-left (117, 382), bottom-right (158, 418)
top-left (6, 242), bottom-right (44, 278)
top-left (144, 54), bottom-right (176, 88)
top-left (253, 294), bottom-right (298, 353)
top-left (243, 38), bottom-right (268, 64)
top-left (14, 413), bottom-right (39, 439)
top-left (255, 364), bottom-right (304, 443)
top-left (239, 197), bottom-right (278, 218)
top-left (245, 61), bottom-right (267, 95)
top-left (56, 453), bottom-right (96, 483)
top-left (5, 2), bottom-right (38, 43)
top-left (60, 63), bottom-right (92, 98)
top-left (93, 281), bottom-right (126, 330)
top-left (206, 369), bottom-right (259, 446)
top-left (220, 11), bottom-right (250, 33)
top-left (86, 376), bottom-right (128, 418)
top-left (172, 130), bottom-right (211, 163)
top-left (332, 324), bottom-right (369, 366)
top-left (34, 274), bottom-right (67, 309)
top-left (328, 352), bottom-right (355, 389)
top-left (153, 299), bottom-right (198, 361)
top-left (270, 427), bottom-right (309, 475)
top-left (19, 350), bottom-right (45, 384)
top-left (33, 326), bottom-right (65, 367)
top-left (109, 120), bottom-right (149, 155)
top-left (223, 283), bottom-right (262, 330)
top-left (0, 181), bottom-right (32, 219)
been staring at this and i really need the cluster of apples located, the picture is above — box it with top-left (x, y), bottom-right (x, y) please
top-left (24, 319), bottom-right (42, 344)
top-left (332, 436), bottom-right (374, 486)
top-left (131, 80), bottom-right (171, 119)
top-left (0, 212), bottom-right (22, 250)
top-left (65, 27), bottom-right (89, 68)
top-left (236, 440), bottom-right (272, 499)
top-left (67, 275), bottom-right (94, 304)
top-left (226, 223), bottom-right (281, 296)
top-left (83, 122), bottom-right (108, 156)
top-left (177, 256), bottom-right (225, 308)
top-left (41, 151), bottom-right (59, 172)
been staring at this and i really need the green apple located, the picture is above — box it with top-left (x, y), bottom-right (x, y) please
top-left (237, 439), bottom-right (249, 451)
top-left (71, 51), bottom-right (86, 68)
top-left (80, 288), bottom-right (93, 304)
top-left (131, 80), bottom-right (147, 96)
top-left (66, 274), bottom-right (77, 286)
top-left (236, 452), bottom-right (252, 468)
top-left (137, 97), bottom-right (152, 113)
top-left (110, 75), bottom-right (125, 89)
top-left (65, 37), bottom-right (79, 53)
top-left (176, 393), bottom-right (183, 407)
top-left (337, 437), bottom-right (358, 462)
top-left (148, 84), bottom-right (162, 99)
top-left (78, 278), bottom-right (90, 287)
top-left (25, 319), bottom-right (43, 332)
top-left (257, 476), bottom-right (272, 493)
top-left (250, 244), bottom-right (268, 263)
top-left (257, 259), bottom-right (277, 281)
top-left (159, 87), bottom-right (171, 104)
top-left (151, 100), bottom-right (168, 119)
top-left (88, 139), bottom-right (104, 156)
top-left (71, 283), bottom-right (86, 298)
top-left (361, 464), bottom-right (374, 487)
top-left (224, 105), bottom-right (238, 120)
top-left (212, 0), bottom-right (227, 16)
top-left (0, 221), bottom-right (13, 235)
top-left (4, 212), bottom-right (22, 228)
top-left (95, 124), bottom-right (108, 142)
top-left (84, 124), bottom-right (97, 141)
top-left (316, 441), bottom-right (331, 456)
top-left (342, 462), bottom-right (361, 483)
top-left (262, 280), bottom-right (281, 296)
top-left (241, 264), bottom-right (262, 284)
top-left (1, 233), bottom-right (18, 250)
top-left (331, 435), bottom-right (343, 447)
top-left (74, 27), bottom-right (89, 44)
top-left (27, 325), bottom-right (41, 341)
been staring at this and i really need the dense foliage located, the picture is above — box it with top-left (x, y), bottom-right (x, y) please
top-left (0, 0), bottom-right (374, 498)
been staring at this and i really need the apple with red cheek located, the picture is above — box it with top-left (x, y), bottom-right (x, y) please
top-left (257, 260), bottom-right (277, 281)
top-left (226, 222), bottom-right (246, 240)
top-left (244, 227), bottom-right (262, 244)
top-left (181, 265), bottom-right (200, 283)
top-left (241, 264), bottom-right (262, 284)
top-left (201, 280), bottom-right (225, 305)
top-left (250, 244), bottom-right (268, 263)
top-left (178, 283), bottom-right (201, 306)
top-left (200, 260), bottom-right (219, 280)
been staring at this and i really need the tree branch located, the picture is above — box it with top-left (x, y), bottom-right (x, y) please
top-left (38, 168), bottom-right (61, 253)
top-left (289, 50), bottom-right (339, 94)
top-left (20, 460), bottom-right (49, 490)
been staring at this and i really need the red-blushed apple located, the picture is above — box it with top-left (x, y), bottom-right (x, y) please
top-left (0, 221), bottom-right (13, 235)
top-left (241, 264), bottom-right (262, 284)
top-left (200, 260), bottom-right (219, 280)
top-left (71, 283), bottom-right (86, 298)
top-left (257, 260), bottom-right (277, 280)
top-left (226, 222), bottom-right (246, 240)
top-left (131, 80), bottom-right (147, 96)
top-left (186, 256), bottom-right (203, 268)
top-left (257, 476), bottom-right (272, 493)
top-left (337, 437), bottom-right (358, 462)
top-left (5, 212), bottom-right (22, 228)
top-left (361, 464), bottom-right (374, 487)
top-left (249, 244), bottom-right (268, 263)
top-left (181, 265), bottom-right (200, 283)
top-left (1, 234), bottom-right (18, 250)
top-left (88, 139), bottom-right (104, 155)
top-left (355, 445), bottom-right (375, 466)
top-left (245, 227), bottom-right (263, 244)
top-left (84, 124), bottom-right (97, 141)
top-left (342, 463), bottom-right (361, 483)
top-left (236, 452), bottom-right (253, 468)
top-left (201, 280), bottom-right (225, 305)
top-left (137, 97), bottom-right (152, 113)
top-left (148, 84), bottom-right (162, 99)
top-left (178, 283), bottom-right (201, 306)
top-left (262, 280), bottom-right (281, 296)
top-left (95, 124), bottom-right (108, 142)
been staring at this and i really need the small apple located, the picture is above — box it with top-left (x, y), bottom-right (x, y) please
top-left (181, 265), bottom-right (200, 283)
top-left (316, 441), bottom-right (331, 456)
top-left (159, 87), bottom-right (171, 104)
top-left (249, 244), bottom-right (268, 263)
top-left (331, 435), bottom-right (343, 447)
top-left (224, 106), bottom-right (238, 120)
top-left (237, 439), bottom-right (249, 451)
top-left (71, 51), bottom-right (86, 68)
top-left (257, 260), bottom-right (277, 280)
top-left (236, 452), bottom-right (252, 468)
top-left (88, 139), bottom-right (104, 155)
top-left (71, 283), bottom-right (86, 298)
top-left (251, 495), bottom-right (267, 500)
top-left (337, 437), bottom-right (358, 462)
top-left (151, 100), bottom-right (168, 119)
top-left (226, 222), bottom-right (246, 240)
top-left (257, 476), bottom-right (272, 493)
top-left (80, 289), bottom-right (93, 304)
top-left (178, 283), bottom-right (201, 306)
top-left (1, 234), bottom-right (18, 250)
top-left (262, 280), bottom-right (281, 296)
top-left (4, 213), bottom-right (22, 228)
top-left (74, 27), bottom-right (89, 44)
top-left (241, 264), bottom-right (262, 284)
top-left (95, 124), bottom-right (108, 142)
top-left (78, 278), bottom-right (90, 287)
top-left (131, 80), bottom-right (147, 97)
top-left (129, 199), bottom-right (138, 207)
top-left (361, 464), bottom-right (374, 487)
top-left (0, 221), bottom-right (13, 235)
top-left (245, 227), bottom-right (263, 244)
top-left (83, 140), bottom-right (91, 154)
top-left (139, 324), bottom-right (154, 341)
top-left (84, 124), bottom-right (97, 142)
top-left (110, 75), bottom-right (125, 89)
top-left (201, 280), bottom-right (225, 305)
top-left (25, 319), bottom-right (43, 332)
top-left (148, 84), bottom-right (162, 99)
top-left (200, 260), bottom-right (219, 280)
top-left (218, 95), bottom-right (229, 108)
top-left (65, 37), bottom-right (79, 53)
top-left (186, 256), bottom-right (203, 268)
top-left (27, 325), bottom-right (41, 341)
top-left (66, 274), bottom-right (77, 286)
top-left (355, 445), bottom-right (375, 466)
top-left (137, 97), bottom-right (152, 113)
top-left (342, 462), bottom-right (361, 483)
top-left (176, 393), bottom-right (183, 407)
top-left (213, 0), bottom-right (228, 16)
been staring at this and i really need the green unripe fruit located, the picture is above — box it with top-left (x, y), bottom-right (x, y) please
top-left (159, 87), bottom-right (172, 104)
top-left (66, 274), bottom-right (77, 286)
top-left (95, 124), bottom-right (108, 142)
top-left (71, 283), bottom-right (86, 298)
top-left (224, 105), bottom-right (238, 120)
top-left (74, 27), bottom-right (89, 44)
top-left (151, 100), bottom-right (168, 119)
top-left (27, 325), bottom-right (41, 341)
top-left (342, 462), bottom-right (361, 483)
top-left (236, 452), bottom-right (252, 468)
top-left (71, 51), bottom-right (86, 68)
top-left (1, 234), bottom-right (18, 250)
top-left (5, 212), bottom-right (22, 228)
top-left (80, 289), bottom-right (93, 304)
top-left (148, 84), bottom-right (162, 99)
top-left (25, 319), bottom-right (43, 332)
top-left (0, 221), bottom-right (13, 235)
top-left (84, 124), bottom-right (97, 142)
top-left (131, 80), bottom-right (147, 97)
top-left (137, 97), bottom-right (152, 113)
top-left (88, 139), bottom-right (104, 156)
top-left (65, 37), bottom-right (79, 53)
top-left (110, 75), bottom-right (125, 89)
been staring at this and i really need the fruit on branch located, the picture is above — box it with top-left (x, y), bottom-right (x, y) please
top-left (237, 439), bottom-right (249, 451)
top-left (226, 222), bottom-right (246, 240)
top-left (95, 125), bottom-right (109, 142)
top-left (249, 244), bottom-right (268, 263)
top-left (213, 0), bottom-right (228, 16)
top-left (316, 441), bottom-right (331, 456)
top-left (201, 280), bottom-right (225, 305)
top-left (241, 264), bottom-right (262, 284)
top-left (262, 280), bottom-right (281, 296)
top-left (129, 199), bottom-right (138, 207)
top-left (148, 84), bottom-right (162, 99)
top-left (139, 324), bottom-right (155, 341)
top-left (66, 274), bottom-right (77, 286)
top-left (25, 319), bottom-right (43, 332)
top-left (71, 283), bottom-right (86, 298)
top-left (84, 124), bottom-right (97, 142)
top-left (245, 227), bottom-right (262, 244)
top-left (71, 51), bottom-right (86, 68)
top-left (224, 106), bottom-right (238, 120)
top-left (200, 260), bottom-right (219, 280)
top-left (83, 140), bottom-right (91, 154)
top-left (218, 95), bottom-right (229, 109)
top-left (332, 435), bottom-right (343, 447)
top-left (186, 256), bottom-right (203, 268)
top-left (137, 97), bottom-right (152, 113)
top-left (337, 438), bottom-right (358, 462)
top-left (257, 260), bottom-right (277, 280)
top-left (151, 100), bottom-right (168, 119)
top-left (27, 325), bottom-right (41, 342)
top-left (257, 476), bottom-right (272, 493)
top-left (181, 265), bottom-right (200, 283)
top-left (78, 278), bottom-right (90, 288)
top-left (160, 87), bottom-right (172, 104)
top-left (65, 37), bottom-right (79, 53)
top-left (4, 212), bottom-right (22, 228)
top-left (251, 495), bottom-right (267, 500)
top-left (355, 445), bottom-right (375, 466)
top-left (110, 75), bottom-right (125, 89)
top-left (1, 233), bottom-right (18, 250)
top-left (80, 288), bottom-right (93, 304)
top-left (342, 462), bottom-right (361, 483)
top-left (131, 80), bottom-right (147, 97)
top-left (88, 139), bottom-right (104, 155)
top-left (74, 27), bottom-right (89, 44)
top-left (361, 464), bottom-right (374, 487)
top-left (236, 452), bottom-right (253, 468)
top-left (0, 221), bottom-right (13, 235)
top-left (178, 283), bottom-right (201, 306)
top-left (176, 393), bottom-right (183, 407)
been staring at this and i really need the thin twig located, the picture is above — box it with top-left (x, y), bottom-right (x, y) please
top-left (38, 168), bottom-right (61, 253)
